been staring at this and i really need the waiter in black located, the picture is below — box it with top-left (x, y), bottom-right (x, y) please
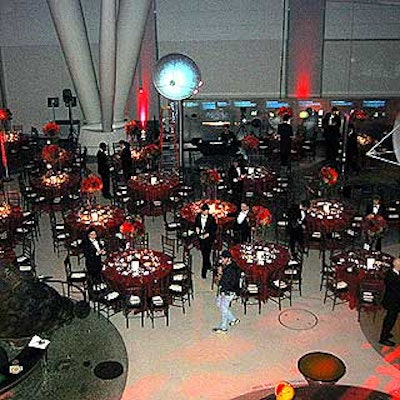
top-left (83, 228), bottom-right (106, 283)
top-left (97, 142), bottom-right (111, 199)
top-left (232, 202), bottom-right (252, 243)
top-left (227, 160), bottom-right (244, 205)
top-left (288, 200), bottom-right (308, 255)
top-left (365, 195), bottom-right (386, 251)
top-left (195, 203), bottom-right (217, 279)
top-left (277, 114), bottom-right (293, 166)
top-left (322, 107), bottom-right (341, 164)
top-left (379, 258), bottom-right (400, 346)
top-left (119, 140), bottom-right (132, 182)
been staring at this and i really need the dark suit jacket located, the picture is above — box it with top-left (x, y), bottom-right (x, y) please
top-left (83, 238), bottom-right (103, 277)
top-left (97, 150), bottom-right (109, 177)
top-left (194, 213), bottom-right (217, 241)
top-left (120, 146), bottom-right (132, 171)
top-left (381, 269), bottom-right (400, 311)
top-left (366, 203), bottom-right (386, 218)
top-left (277, 123), bottom-right (293, 154)
top-left (322, 113), bottom-right (341, 139)
top-left (227, 165), bottom-right (244, 186)
top-left (232, 210), bottom-right (253, 236)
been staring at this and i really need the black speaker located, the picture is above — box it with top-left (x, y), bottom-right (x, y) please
top-left (62, 89), bottom-right (73, 104)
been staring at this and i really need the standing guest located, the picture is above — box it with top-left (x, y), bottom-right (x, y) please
top-left (221, 125), bottom-right (236, 144)
top-left (213, 250), bottom-right (241, 334)
top-left (195, 203), bottom-right (217, 279)
top-left (322, 107), bottom-right (341, 164)
top-left (379, 258), bottom-right (400, 347)
top-left (232, 202), bottom-right (253, 243)
top-left (277, 114), bottom-right (293, 166)
top-left (287, 201), bottom-right (308, 255)
top-left (365, 195), bottom-right (386, 251)
top-left (346, 119), bottom-right (360, 175)
top-left (96, 142), bottom-right (112, 199)
top-left (119, 140), bottom-right (132, 182)
top-left (227, 160), bottom-right (244, 205)
top-left (83, 228), bottom-right (106, 283)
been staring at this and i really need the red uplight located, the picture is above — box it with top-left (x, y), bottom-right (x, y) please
top-left (137, 88), bottom-right (148, 130)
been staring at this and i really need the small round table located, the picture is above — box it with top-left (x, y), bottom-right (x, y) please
top-left (298, 351), bottom-right (346, 385)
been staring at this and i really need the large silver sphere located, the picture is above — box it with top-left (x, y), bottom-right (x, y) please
top-left (152, 53), bottom-right (201, 101)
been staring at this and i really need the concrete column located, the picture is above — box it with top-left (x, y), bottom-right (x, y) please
top-left (47, 0), bottom-right (102, 124)
top-left (113, 0), bottom-right (151, 125)
top-left (100, 0), bottom-right (117, 132)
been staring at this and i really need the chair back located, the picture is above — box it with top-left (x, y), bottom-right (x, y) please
top-left (161, 235), bottom-right (175, 259)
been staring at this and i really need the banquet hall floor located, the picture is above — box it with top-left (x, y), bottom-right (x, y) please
top-left (26, 205), bottom-right (400, 400)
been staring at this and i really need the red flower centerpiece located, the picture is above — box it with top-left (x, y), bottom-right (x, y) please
top-left (352, 109), bottom-right (368, 121)
top-left (252, 205), bottom-right (273, 226)
top-left (320, 166), bottom-right (338, 186)
top-left (277, 106), bottom-right (293, 118)
top-left (0, 108), bottom-right (12, 122)
top-left (119, 217), bottom-right (145, 242)
top-left (201, 169), bottom-right (221, 185)
top-left (43, 121), bottom-right (61, 137)
top-left (124, 120), bottom-right (137, 135)
top-left (242, 135), bottom-right (260, 150)
top-left (42, 144), bottom-right (69, 166)
top-left (363, 214), bottom-right (388, 237)
top-left (81, 174), bottom-right (103, 194)
top-left (144, 143), bottom-right (161, 158)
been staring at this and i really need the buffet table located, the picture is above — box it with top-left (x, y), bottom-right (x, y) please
top-left (331, 248), bottom-right (393, 309)
top-left (102, 249), bottom-right (173, 295)
top-left (128, 172), bottom-right (180, 202)
top-left (230, 242), bottom-right (290, 301)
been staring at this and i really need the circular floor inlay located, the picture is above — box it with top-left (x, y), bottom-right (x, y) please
top-left (278, 308), bottom-right (318, 330)
top-left (94, 361), bottom-right (124, 380)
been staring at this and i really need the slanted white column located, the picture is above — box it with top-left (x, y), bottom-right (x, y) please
top-left (47, 0), bottom-right (101, 124)
top-left (113, 0), bottom-right (151, 125)
top-left (99, 0), bottom-right (117, 132)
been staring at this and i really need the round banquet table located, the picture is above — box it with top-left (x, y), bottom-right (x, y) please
top-left (65, 205), bottom-right (125, 239)
top-left (331, 248), bottom-right (393, 309)
top-left (102, 249), bottom-right (173, 295)
top-left (260, 385), bottom-right (395, 400)
top-left (30, 172), bottom-right (80, 200)
top-left (298, 352), bottom-right (346, 385)
top-left (306, 199), bottom-right (354, 234)
top-left (230, 242), bottom-right (290, 301)
top-left (128, 172), bottom-right (180, 202)
top-left (180, 199), bottom-right (237, 226)
top-left (241, 166), bottom-right (276, 194)
top-left (0, 204), bottom-right (23, 235)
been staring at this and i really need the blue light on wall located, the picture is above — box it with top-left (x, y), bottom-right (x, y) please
top-left (153, 53), bottom-right (201, 101)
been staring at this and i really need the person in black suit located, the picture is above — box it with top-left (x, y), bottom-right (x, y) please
top-left (232, 202), bottom-right (253, 244)
top-left (379, 258), bottom-right (400, 346)
top-left (83, 228), bottom-right (106, 283)
top-left (195, 203), bottom-right (217, 279)
top-left (277, 114), bottom-right (293, 166)
top-left (227, 160), bottom-right (244, 205)
top-left (119, 140), bottom-right (132, 182)
top-left (97, 142), bottom-right (111, 199)
top-left (288, 200), bottom-right (308, 255)
top-left (322, 107), bottom-right (341, 164)
top-left (365, 195), bottom-right (386, 251)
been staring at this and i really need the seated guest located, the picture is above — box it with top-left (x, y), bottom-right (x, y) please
top-left (195, 203), bottom-right (217, 279)
top-left (232, 203), bottom-right (253, 243)
top-left (83, 228), bottom-right (106, 283)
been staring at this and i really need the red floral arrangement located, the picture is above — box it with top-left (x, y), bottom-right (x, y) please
top-left (277, 106), bottom-right (293, 118)
top-left (352, 109), bottom-right (368, 121)
top-left (144, 143), bottom-right (161, 158)
top-left (0, 108), bottom-right (12, 122)
top-left (201, 169), bottom-right (221, 185)
top-left (363, 214), bottom-right (388, 237)
top-left (320, 166), bottom-right (338, 186)
top-left (42, 144), bottom-right (69, 165)
top-left (43, 121), bottom-right (61, 137)
top-left (119, 217), bottom-right (145, 239)
top-left (81, 174), bottom-right (103, 194)
top-left (124, 120), bottom-right (137, 134)
top-left (252, 205), bottom-right (273, 226)
top-left (242, 135), bottom-right (260, 150)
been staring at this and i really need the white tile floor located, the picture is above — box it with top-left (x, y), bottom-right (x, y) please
top-left (26, 200), bottom-right (400, 400)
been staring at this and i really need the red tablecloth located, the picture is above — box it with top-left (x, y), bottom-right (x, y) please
top-left (102, 249), bottom-right (172, 295)
top-left (0, 205), bottom-right (23, 234)
top-left (331, 248), bottom-right (393, 309)
top-left (241, 166), bottom-right (276, 194)
top-left (65, 205), bottom-right (125, 239)
top-left (230, 242), bottom-right (290, 301)
top-left (306, 199), bottom-right (354, 233)
top-left (180, 199), bottom-right (236, 226)
top-left (31, 172), bottom-right (80, 199)
top-left (128, 172), bottom-right (180, 201)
